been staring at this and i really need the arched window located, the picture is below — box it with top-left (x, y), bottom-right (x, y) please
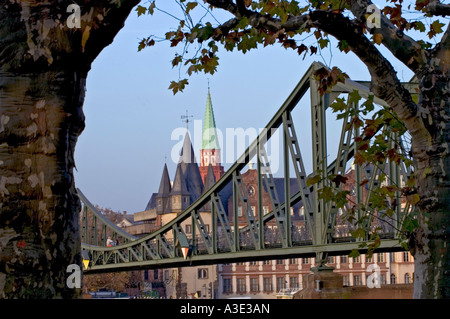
top-left (404, 273), bottom-right (411, 284)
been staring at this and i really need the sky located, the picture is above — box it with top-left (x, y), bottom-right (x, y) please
top-left (74, 2), bottom-right (416, 214)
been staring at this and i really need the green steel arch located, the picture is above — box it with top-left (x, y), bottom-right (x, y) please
top-left (80, 62), bottom-right (417, 274)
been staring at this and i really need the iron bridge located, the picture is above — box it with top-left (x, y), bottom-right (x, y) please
top-left (79, 62), bottom-right (418, 274)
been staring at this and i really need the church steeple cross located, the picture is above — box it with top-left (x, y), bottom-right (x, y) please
top-left (181, 109), bottom-right (193, 129)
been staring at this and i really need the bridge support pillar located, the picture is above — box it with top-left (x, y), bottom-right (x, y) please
top-left (299, 265), bottom-right (349, 299)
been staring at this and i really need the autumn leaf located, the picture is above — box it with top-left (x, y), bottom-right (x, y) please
top-left (331, 174), bottom-right (348, 187)
top-left (306, 174), bottom-right (321, 186)
top-left (185, 2), bottom-right (198, 14)
top-left (148, 1), bottom-right (156, 15)
top-left (406, 193), bottom-right (420, 205)
top-left (168, 79), bottom-right (189, 95)
top-left (136, 5), bottom-right (147, 16)
top-left (428, 20), bottom-right (445, 38)
top-left (373, 33), bottom-right (383, 45)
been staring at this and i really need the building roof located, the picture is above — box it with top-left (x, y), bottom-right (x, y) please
top-left (203, 163), bottom-right (217, 192)
top-left (201, 88), bottom-right (220, 150)
top-left (179, 131), bottom-right (197, 165)
top-left (171, 162), bottom-right (190, 196)
top-left (156, 163), bottom-right (171, 198)
top-left (145, 193), bottom-right (157, 211)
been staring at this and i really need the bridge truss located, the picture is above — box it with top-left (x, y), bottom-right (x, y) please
top-left (80, 62), bottom-right (417, 274)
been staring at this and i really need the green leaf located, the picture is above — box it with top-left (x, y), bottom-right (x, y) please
top-left (349, 249), bottom-right (360, 258)
top-left (318, 37), bottom-right (329, 49)
top-left (348, 90), bottom-right (362, 104)
top-left (306, 174), bottom-right (321, 186)
top-left (337, 40), bottom-right (350, 53)
top-left (428, 20), bottom-right (445, 38)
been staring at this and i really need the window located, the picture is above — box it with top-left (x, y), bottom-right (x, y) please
top-left (353, 256), bottom-right (360, 263)
top-left (327, 256), bottom-right (335, 264)
top-left (390, 274), bottom-right (396, 284)
top-left (263, 278), bottom-right (272, 292)
top-left (380, 274), bottom-right (386, 285)
top-left (289, 258), bottom-right (297, 265)
top-left (144, 270), bottom-right (149, 281)
top-left (403, 252), bottom-right (410, 262)
top-left (249, 261), bottom-right (257, 266)
top-left (343, 275), bottom-right (349, 286)
top-left (198, 268), bottom-right (208, 279)
top-left (390, 252), bottom-right (396, 262)
top-left (276, 259), bottom-right (284, 265)
top-left (263, 260), bottom-right (271, 265)
top-left (405, 273), bottom-right (411, 284)
top-left (237, 278), bottom-right (246, 293)
top-left (302, 258), bottom-right (309, 264)
top-left (185, 224), bottom-right (192, 234)
top-left (223, 279), bottom-right (232, 293)
top-left (300, 207), bottom-right (305, 216)
top-left (276, 277), bottom-right (285, 291)
top-left (250, 278), bottom-right (259, 292)
top-left (353, 275), bottom-right (361, 286)
top-left (263, 206), bottom-right (269, 214)
top-left (154, 269), bottom-right (159, 280)
top-left (237, 206), bottom-right (243, 217)
top-left (290, 277), bottom-right (299, 289)
top-left (340, 255), bottom-right (348, 263)
top-left (377, 253), bottom-right (385, 263)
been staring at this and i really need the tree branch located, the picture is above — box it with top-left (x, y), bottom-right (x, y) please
top-left (431, 23), bottom-right (450, 76)
top-left (424, 0), bottom-right (450, 17)
top-left (205, 0), bottom-right (238, 15)
top-left (82, 0), bottom-right (141, 68)
top-left (349, 0), bottom-right (427, 72)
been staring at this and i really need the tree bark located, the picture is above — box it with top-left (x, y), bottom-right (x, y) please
top-left (0, 0), bottom-right (140, 298)
top-left (0, 70), bottom-right (86, 298)
top-left (410, 67), bottom-right (450, 299)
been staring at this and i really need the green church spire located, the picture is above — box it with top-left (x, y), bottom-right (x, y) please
top-left (201, 87), bottom-right (220, 150)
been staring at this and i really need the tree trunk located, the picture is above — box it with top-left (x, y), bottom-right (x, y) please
top-left (0, 70), bottom-right (86, 298)
top-left (410, 69), bottom-right (450, 299)
top-left (0, 0), bottom-right (140, 298)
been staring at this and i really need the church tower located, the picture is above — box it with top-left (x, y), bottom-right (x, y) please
top-left (199, 87), bottom-right (224, 184)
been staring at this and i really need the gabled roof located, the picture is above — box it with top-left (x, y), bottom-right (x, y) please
top-left (202, 88), bottom-right (220, 150)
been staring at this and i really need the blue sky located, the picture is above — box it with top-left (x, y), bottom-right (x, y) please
top-left (74, 2), bottom-right (415, 214)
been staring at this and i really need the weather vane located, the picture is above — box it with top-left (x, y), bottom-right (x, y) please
top-left (181, 109), bottom-right (193, 129)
